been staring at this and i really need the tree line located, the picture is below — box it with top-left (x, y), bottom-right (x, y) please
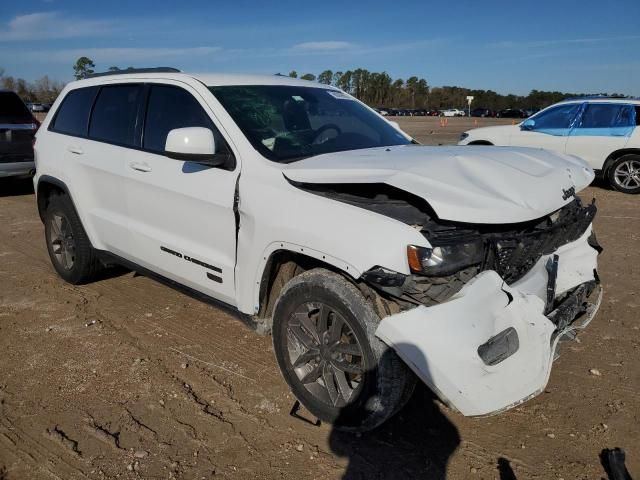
top-left (1, 58), bottom-right (630, 111)
top-left (0, 67), bottom-right (64, 104)
top-left (284, 68), bottom-right (627, 111)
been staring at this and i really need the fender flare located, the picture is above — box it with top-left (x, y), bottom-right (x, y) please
top-left (36, 175), bottom-right (77, 221)
top-left (249, 241), bottom-right (361, 315)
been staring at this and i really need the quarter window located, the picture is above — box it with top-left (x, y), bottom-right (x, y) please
top-left (89, 85), bottom-right (142, 146)
top-left (143, 85), bottom-right (226, 154)
top-left (50, 87), bottom-right (98, 137)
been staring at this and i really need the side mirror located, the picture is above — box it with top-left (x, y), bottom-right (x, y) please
top-left (165, 127), bottom-right (225, 167)
top-left (521, 119), bottom-right (535, 131)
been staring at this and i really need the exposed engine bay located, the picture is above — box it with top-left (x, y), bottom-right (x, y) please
top-left (295, 181), bottom-right (598, 307)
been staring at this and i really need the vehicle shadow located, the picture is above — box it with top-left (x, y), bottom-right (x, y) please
top-left (0, 177), bottom-right (34, 197)
top-left (498, 457), bottom-right (518, 480)
top-left (328, 344), bottom-right (460, 479)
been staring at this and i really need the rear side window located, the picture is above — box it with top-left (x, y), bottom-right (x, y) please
top-left (50, 87), bottom-right (98, 136)
top-left (579, 103), bottom-right (635, 128)
top-left (89, 85), bottom-right (142, 146)
top-left (0, 91), bottom-right (32, 123)
top-left (143, 85), bottom-right (226, 153)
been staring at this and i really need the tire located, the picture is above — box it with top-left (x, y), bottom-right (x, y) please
top-left (44, 193), bottom-right (101, 284)
top-left (272, 268), bottom-right (416, 432)
top-left (607, 154), bottom-right (640, 194)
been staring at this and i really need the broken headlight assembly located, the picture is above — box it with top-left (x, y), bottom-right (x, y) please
top-left (407, 241), bottom-right (484, 276)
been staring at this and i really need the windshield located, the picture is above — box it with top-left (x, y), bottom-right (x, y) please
top-left (209, 85), bottom-right (411, 162)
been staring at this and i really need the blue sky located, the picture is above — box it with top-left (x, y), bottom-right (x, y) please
top-left (1, 0), bottom-right (639, 95)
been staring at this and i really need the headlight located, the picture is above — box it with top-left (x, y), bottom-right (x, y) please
top-left (459, 132), bottom-right (469, 141)
top-left (407, 242), bottom-right (484, 276)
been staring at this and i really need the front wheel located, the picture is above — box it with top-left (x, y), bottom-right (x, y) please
top-left (272, 269), bottom-right (415, 432)
top-left (607, 154), bottom-right (640, 194)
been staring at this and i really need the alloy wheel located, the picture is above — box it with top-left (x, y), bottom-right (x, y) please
top-left (613, 159), bottom-right (640, 190)
top-left (49, 213), bottom-right (76, 270)
top-left (285, 302), bottom-right (364, 408)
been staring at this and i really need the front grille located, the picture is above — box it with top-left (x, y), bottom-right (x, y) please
top-left (488, 200), bottom-right (596, 283)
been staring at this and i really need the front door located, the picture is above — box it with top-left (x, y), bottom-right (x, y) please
top-left (509, 103), bottom-right (583, 154)
top-left (125, 83), bottom-right (239, 305)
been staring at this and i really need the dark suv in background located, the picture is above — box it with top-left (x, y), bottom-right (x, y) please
top-left (0, 90), bottom-right (39, 178)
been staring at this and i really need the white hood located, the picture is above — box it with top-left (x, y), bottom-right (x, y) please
top-left (282, 145), bottom-right (594, 224)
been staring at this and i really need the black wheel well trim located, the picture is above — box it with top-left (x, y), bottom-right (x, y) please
top-left (36, 175), bottom-right (78, 222)
top-left (255, 249), bottom-right (357, 323)
top-left (468, 140), bottom-right (494, 145)
top-left (603, 148), bottom-right (640, 176)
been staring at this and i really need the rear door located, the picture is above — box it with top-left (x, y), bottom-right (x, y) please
top-left (509, 103), bottom-right (582, 154)
top-left (0, 91), bottom-right (37, 167)
top-left (565, 102), bottom-right (636, 170)
top-left (49, 84), bottom-right (142, 256)
top-left (125, 82), bottom-right (239, 305)
top-left (83, 84), bottom-right (144, 256)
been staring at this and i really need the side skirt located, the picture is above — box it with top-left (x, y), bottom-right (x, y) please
top-left (96, 250), bottom-right (259, 332)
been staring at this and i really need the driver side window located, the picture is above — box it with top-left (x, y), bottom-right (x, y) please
top-left (529, 103), bottom-right (582, 135)
top-left (143, 85), bottom-right (230, 156)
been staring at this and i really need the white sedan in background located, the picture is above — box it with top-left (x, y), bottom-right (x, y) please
top-left (459, 98), bottom-right (640, 194)
top-left (441, 108), bottom-right (465, 117)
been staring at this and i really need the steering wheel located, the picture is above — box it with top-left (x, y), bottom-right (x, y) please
top-left (312, 124), bottom-right (342, 144)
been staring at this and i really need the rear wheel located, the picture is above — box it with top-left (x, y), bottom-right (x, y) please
top-left (272, 269), bottom-right (415, 432)
top-left (44, 193), bottom-right (101, 284)
top-left (607, 154), bottom-right (640, 194)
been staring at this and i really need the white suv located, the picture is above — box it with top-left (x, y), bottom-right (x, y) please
top-left (34, 69), bottom-right (602, 431)
top-left (459, 98), bottom-right (640, 194)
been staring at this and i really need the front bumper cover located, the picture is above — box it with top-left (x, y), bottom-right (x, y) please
top-left (375, 226), bottom-right (601, 417)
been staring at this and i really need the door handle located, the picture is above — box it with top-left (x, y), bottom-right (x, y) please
top-left (67, 146), bottom-right (83, 155)
top-left (129, 161), bottom-right (152, 172)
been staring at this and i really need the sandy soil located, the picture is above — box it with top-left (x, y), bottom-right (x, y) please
top-left (0, 117), bottom-right (638, 479)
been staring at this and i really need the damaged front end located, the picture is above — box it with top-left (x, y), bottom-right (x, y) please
top-left (365, 197), bottom-right (602, 416)
top-left (294, 180), bottom-right (603, 416)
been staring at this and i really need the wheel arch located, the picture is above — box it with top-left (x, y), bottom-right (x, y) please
top-left (468, 140), bottom-right (494, 146)
top-left (253, 247), bottom-right (361, 328)
top-left (36, 175), bottom-right (75, 222)
top-left (602, 148), bottom-right (640, 176)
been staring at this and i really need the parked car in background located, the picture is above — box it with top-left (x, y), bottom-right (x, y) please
top-left (34, 69), bottom-right (602, 431)
top-left (497, 108), bottom-right (527, 119)
top-left (427, 109), bottom-right (441, 116)
top-left (28, 103), bottom-right (46, 113)
top-left (0, 90), bottom-right (39, 178)
top-left (459, 98), bottom-right (640, 193)
top-left (441, 108), bottom-right (465, 117)
top-left (471, 108), bottom-right (496, 118)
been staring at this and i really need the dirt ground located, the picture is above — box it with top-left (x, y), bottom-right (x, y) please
top-left (1, 117), bottom-right (638, 480)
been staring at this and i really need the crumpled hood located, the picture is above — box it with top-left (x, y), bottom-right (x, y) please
top-left (282, 145), bottom-right (594, 224)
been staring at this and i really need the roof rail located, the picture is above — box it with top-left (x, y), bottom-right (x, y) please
top-left (85, 67), bottom-right (181, 79)
top-left (561, 95), bottom-right (634, 102)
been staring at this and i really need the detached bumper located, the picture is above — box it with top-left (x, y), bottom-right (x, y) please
top-left (375, 227), bottom-right (601, 417)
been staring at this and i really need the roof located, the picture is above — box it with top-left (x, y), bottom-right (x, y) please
top-left (72, 71), bottom-right (335, 89)
top-left (558, 96), bottom-right (640, 105)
